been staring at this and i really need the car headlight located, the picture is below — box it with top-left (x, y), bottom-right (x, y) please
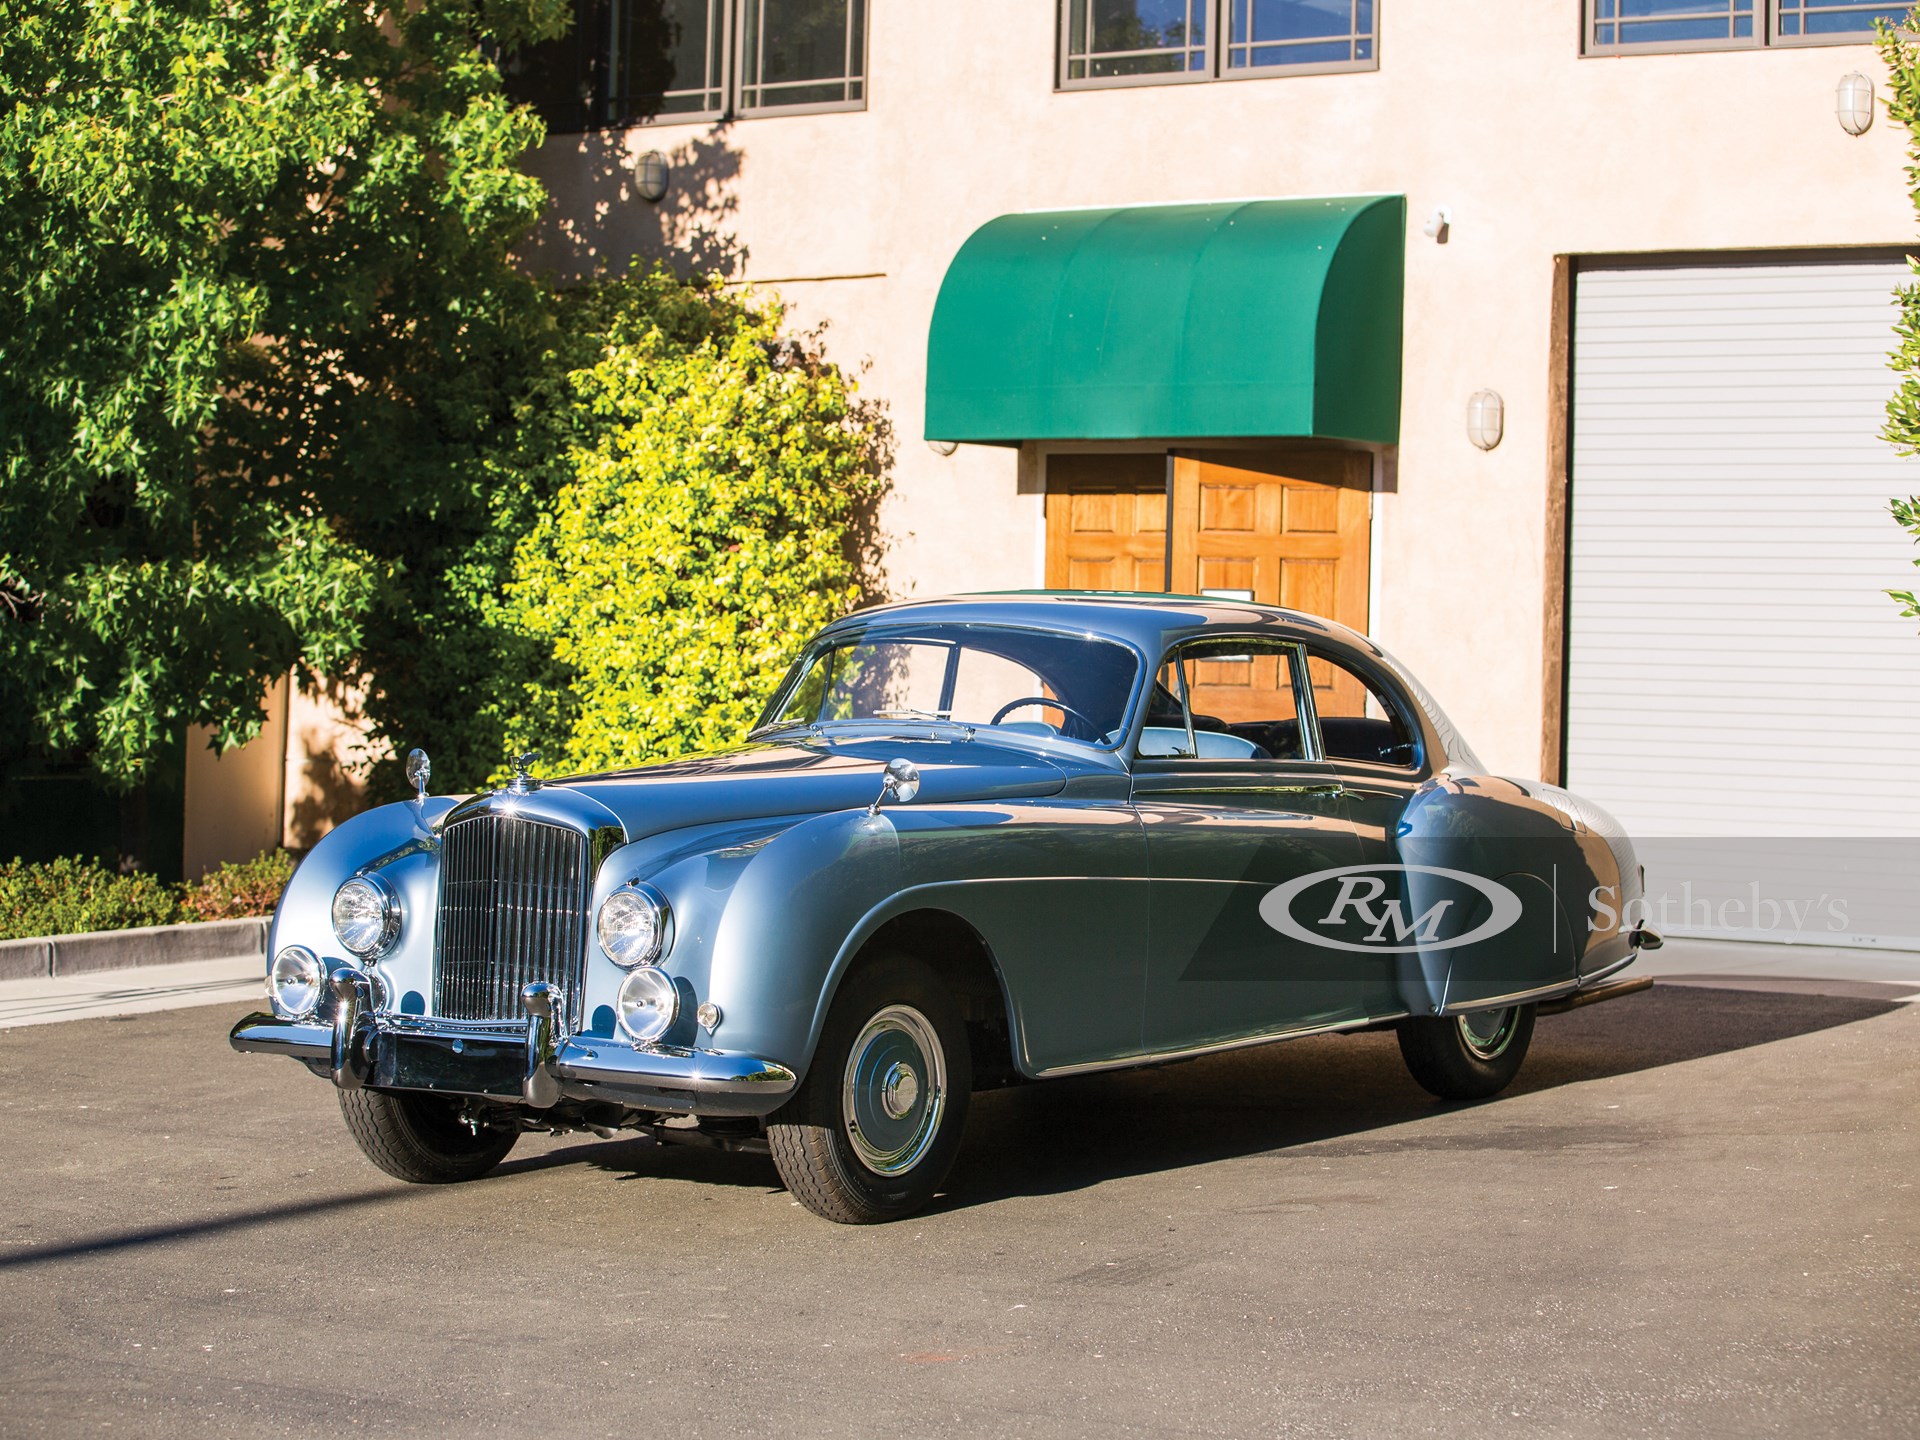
top-left (331, 873), bottom-right (400, 959)
top-left (269, 945), bottom-right (324, 1019)
top-left (597, 884), bottom-right (670, 968)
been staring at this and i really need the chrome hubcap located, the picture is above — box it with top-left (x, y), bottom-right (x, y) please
top-left (1459, 1006), bottom-right (1518, 1060)
top-left (881, 1061), bottom-right (920, 1119)
top-left (842, 1005), bottom-right (946, 1176)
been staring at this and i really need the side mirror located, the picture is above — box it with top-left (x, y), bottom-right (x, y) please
top-left (867, 758), bottom-right (921, 817)
top-left (406, 748), bottom-right (431, 802)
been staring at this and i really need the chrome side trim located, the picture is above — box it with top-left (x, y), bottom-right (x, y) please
top-left (1436, 980), bottom-right (1580, 1015)
top-left (1031, 1011), bottom-right (1413, 1079)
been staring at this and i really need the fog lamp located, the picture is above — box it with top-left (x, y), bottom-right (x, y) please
top-left (616, 966), bottom-right (678, 1043)
top-left (332, 873), bottom-right (400, 959)
top-left (269, 946), bottom-right (324, 1019)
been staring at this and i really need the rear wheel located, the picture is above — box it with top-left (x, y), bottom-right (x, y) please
top-left (768, 955), bottom-right (971, 1224)
top-left (1396, 1004), bottom-right (1536, 1101)
top-left (338, 1089), bottom-right (518, 1183)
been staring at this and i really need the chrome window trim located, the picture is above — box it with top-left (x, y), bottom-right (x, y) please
top-left (1132, 635), bottom-right (1325, 766)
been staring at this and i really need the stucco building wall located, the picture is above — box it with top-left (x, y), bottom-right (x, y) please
top-left (523, 0), bottom-right (1911, 779)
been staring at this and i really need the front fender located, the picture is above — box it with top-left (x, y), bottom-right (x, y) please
top-left (268, 797), bottom-right (461, 1017)
top-left (587, 809), bottom-right (906, 1078)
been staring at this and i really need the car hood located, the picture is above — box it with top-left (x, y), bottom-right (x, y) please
top-left (525, 738), bottom-right (1071, 841)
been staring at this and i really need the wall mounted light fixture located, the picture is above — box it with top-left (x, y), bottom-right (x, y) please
top-left (1467, 390), bottom-right (1504, 451)
top-left (1837, 72), bottom-right (1874, 136)
top-left (635, 151), bottom-right (670, 203)
top-left (927, 440), bottom-right (959, 457)
top-left (1423, 206), bottom-right (1452, 244)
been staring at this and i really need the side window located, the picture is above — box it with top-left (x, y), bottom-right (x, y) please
top-left (1138, 637), bottom-right (1308, 760)
top-left (1306, 651), bottom-right (1417, 769)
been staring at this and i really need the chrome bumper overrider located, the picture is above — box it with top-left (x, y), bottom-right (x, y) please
top-left (229, 970), bottom-right (797, 1117)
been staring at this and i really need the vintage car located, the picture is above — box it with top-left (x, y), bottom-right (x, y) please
top-left (232, 593), bottom-right (1659, 1222)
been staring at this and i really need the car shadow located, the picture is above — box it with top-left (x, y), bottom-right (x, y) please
top-left (563, 983), bottom-right (1903, 1211)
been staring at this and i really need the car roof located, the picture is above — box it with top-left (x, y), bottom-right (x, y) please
top-left (823, 590), bottom-right (1383, 660)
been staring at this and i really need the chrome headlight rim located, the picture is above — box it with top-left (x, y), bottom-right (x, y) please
top-left (597, 882), bottom-right (672, 969)
top-left (615, 964), bottom-right (679, 1044)
top-left (268, 945), bottom-right (324, 1020)
top-left (331, 871), bottom-right (402, 960)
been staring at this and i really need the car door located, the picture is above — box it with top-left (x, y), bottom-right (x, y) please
top-left (1302, 646), bottom-right (1431, 1018)
top-left (1133, 635), bottom-right (1372, 1054)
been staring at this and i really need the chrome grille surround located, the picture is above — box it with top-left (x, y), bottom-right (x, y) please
top-left (434, 811), bottom-right (592, 1024)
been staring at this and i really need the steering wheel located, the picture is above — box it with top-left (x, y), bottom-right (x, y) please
top-left (989, 696), bottom-right (1099, 740)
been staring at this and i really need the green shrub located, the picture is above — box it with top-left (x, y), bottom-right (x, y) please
top-left (501, 274), bottom-right (891, 778)
top-left (0, 856), bottom-right (184, 941)
top-left (181, 851), bottom-right (295, 922)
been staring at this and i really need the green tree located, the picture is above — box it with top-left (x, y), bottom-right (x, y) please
top-left (504, 273), bottom-right (891, 777)
top-left (1880, 17), bottom-right (1920, 624)
top-left (0, 0), bottom-right (568, 794)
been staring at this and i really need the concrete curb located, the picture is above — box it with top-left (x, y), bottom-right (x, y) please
top-left (0, 917), bottom-right (269, 981)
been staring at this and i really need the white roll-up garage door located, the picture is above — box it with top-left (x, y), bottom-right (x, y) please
top-left (1567, 258), bottom-right (1920, 951)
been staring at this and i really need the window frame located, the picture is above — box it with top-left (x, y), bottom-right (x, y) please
top-left (1583, 0), bottom-right (1898, 57)
top-left (513, 0), bottom-right (868, 134)
top-left (600, 0), bottom-right (731, 127)
top-left (735, 0), bottom-right (869, 118)
top-left (1056, 0), bottom-right (1380, 93)
top-left (1131, 636), bottom-right (1326, 765)
top-left (1300, 645), bottom-right (1425, 776)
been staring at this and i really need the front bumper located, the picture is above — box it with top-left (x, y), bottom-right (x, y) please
top-left (230, 970), bottom-right (797, 1118)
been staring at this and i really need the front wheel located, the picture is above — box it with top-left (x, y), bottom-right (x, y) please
top-left (339, 1089), bottom-right (518, 1183)
top-left (1396, 1004), bottom-right (1536, 1101)
top-left (768, 955), bottom-right (972, 1223)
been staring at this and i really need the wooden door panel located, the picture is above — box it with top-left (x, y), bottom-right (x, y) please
top-left (1045, 457), bottom-right (1168, 595)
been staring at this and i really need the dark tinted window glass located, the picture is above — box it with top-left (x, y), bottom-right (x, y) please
top-left (500, 3), bottom-right (598, 135)
top-left (740, 0), bottom-right (866, 111)
top-left (609, 0), bottom-right (725, 120)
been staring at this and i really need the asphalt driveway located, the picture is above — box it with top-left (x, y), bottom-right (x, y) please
top-left (0, 983), bottom-right (1914, 1438)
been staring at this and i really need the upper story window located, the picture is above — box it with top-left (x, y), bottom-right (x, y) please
top-left (502, 0), bottom-right (867, 132)
top-left (1586, 0), bottom-right (1906, 54)
top-left (1059, 0), bottom-right (1376, 89)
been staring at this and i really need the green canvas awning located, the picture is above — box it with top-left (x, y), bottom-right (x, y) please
top-left (924, 195), bottom-right (1405, 446)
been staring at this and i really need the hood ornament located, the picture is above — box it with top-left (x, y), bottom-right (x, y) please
top-left (507, 750), bottom-right (541, 796)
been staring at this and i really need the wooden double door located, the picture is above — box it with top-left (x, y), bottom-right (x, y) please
top-left (1043, 450), bottom-right (1373, 711)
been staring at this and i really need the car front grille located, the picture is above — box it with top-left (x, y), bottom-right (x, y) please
top-left (434, 812), bottom-right (591, 1023)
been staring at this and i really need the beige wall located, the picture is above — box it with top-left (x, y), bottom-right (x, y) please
top-left (524, 1), bottom-right (1912, 778)
top-left (282, 678), bottom-right (377, 851)
top-left (180, 672), bottom-right (376, 870)
top-left (183, 676), bottom-right (288, 880)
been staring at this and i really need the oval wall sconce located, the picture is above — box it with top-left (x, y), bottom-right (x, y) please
top-left (635, 151), bottom-right (670, 203)
top-left (1837, 72), bottom-right (1874, 137)
top-left (1467, 390), bottom-right (1505, 451)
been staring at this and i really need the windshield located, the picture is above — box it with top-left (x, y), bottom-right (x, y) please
top-left (759, 625), bottom-right (1142, 746)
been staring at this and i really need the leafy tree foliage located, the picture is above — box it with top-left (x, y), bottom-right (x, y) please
top-left (0, 0), bottom-right (567, 789)
top-left (504, 274), bottom-right (891, 778)
top-left (1880, 22), bottom-right (1920, 625)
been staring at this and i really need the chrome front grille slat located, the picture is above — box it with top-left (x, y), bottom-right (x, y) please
top-left (435, 813), bottom-right (589, 1023)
